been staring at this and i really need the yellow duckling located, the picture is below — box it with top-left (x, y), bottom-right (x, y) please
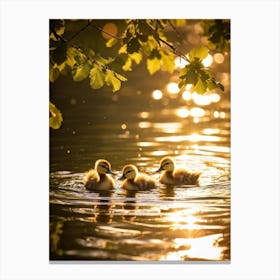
top-left (119, 164), bottom-right (156, 191)
top-left (83, 159), bottom-right (115, 191)
top-left (156, 156), bottom-right (201, 186)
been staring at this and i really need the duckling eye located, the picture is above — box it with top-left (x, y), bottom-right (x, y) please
top-left (100, 164), bottom-right (108, 170)
top-left (125, 170), bottom-right (132, 175)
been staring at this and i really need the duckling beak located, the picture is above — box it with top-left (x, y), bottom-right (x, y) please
top-left (156, 166), bottom-right (164, 172)
top-left (118, 174), bottom-right (126, 180)
top-left (107, 169), bottom-right (116, 175)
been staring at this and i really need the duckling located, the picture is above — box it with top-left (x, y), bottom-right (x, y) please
top-left (83, 159), bottom-right (115, 191)
top-left (156, 156), bottom-right (201, 186)
top-left (119, 164), bottom-right (156, 191)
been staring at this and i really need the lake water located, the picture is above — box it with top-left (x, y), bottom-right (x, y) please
top-left (50, 80), bottom-right (230, 261)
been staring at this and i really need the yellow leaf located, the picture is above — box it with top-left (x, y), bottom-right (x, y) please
top-left (122, 57), bottom-right (132, 71)
top-left (105, 70), bottom-right (121, 92)
top-left (49, 65), bottom-right (60, 82)
top-left (89, 67), bottom-right (105, 89)
top-left (114, 72), bottom-right (127, 82)
top-left (118, 44), bottom-right (127, 54)
top-left (106, 38), bottom-right (118, 48)
top-left (189, 45), bottom-right (208, 61)
top-left (147, 57), bottom-right (161, 75)
top-left (160, 50), bottom-right (175, 73)
top-left (49, 102), bottom-right (63, 129)
top-left (129, 52), bottom-right (142, 64)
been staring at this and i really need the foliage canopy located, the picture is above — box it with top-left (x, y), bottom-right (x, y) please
top-left (49, 19), bottom-right (230, 129)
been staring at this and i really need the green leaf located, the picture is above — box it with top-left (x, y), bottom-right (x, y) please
top-left (89, 67), bottom-right (105, 89)
top-left (106, 38), bottom-right (118, 48)
top-left (49, 65), bottom-right (60, 82)
top-left (189, 45), bottom-right (208, 61)
top-left (52, 43), bottom-right (67, 65)
top-left (107, 56), bottom-right (125, 72)
top-left (179, 66), bottom-right (188, 78)
top-left (49, 102), bottom-right (63, 129)
top-left (72, 63), bottom-right (90, 81)
top-left (127, 38), bottom-right (141, 54)
top-left (207, 79), bottom-right (218, 90)
top-left (147, 57), bottom-right (161, 75)
top-left (185, 67), bottom-right (198, 85)
top-left (105, 70), bottom-right (121, 92)
top-left (160, 50), bottom-right (175, 73)
top-left (194, 77), bottom-right (207, 94)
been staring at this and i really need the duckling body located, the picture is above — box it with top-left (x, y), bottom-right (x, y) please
top-left (119, 164), bottom-right (156, 191)
top-left (83, 159), bottom-right (115, 191)
top-left (157, 156), bottom-right (201, 186)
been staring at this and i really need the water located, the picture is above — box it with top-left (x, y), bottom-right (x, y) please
top-left (50, 83), bottom-right (230, 261)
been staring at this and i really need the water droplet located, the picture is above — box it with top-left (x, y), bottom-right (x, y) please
top-left (121, 123), bottom-right (127, 130)
top-left (67, 150), bottom-right (71, 154)
top-left (72, 130), bottom-right (76, 135)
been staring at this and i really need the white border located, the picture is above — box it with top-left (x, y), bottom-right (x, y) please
top-left (0, 0), bottom-right (279, 279)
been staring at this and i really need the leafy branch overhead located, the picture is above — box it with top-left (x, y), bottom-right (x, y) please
top-left (49, 19), bottom-right (230, 129)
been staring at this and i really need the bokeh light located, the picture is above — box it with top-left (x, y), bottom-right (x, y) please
top-left (152, 89), bottom-right (163, 100)
top-left (182, 91), bottom-right (192, 101)
top-left (202, 54), bottom-right (213, 67)
top-left (192, 92), bottom-right (212, 106)
top-left (167, 82), bottom-right (180, 94)
top-left (175, 57), bottom-right (189, 68)
top-left (102, 23), bottom-right (118, 39)
top-left (213, 53), bottom-right (225, 64)
top-left (176, 108), bottom-right (189, 118)
top-left (190, 107), bottom-right (205, 117)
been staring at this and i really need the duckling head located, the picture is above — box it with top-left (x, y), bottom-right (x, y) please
top-left (119, 164), bottom-right (138, 180)
top-left (95, 159), bottom-right (114, 175)
top-left (156, 156), bottom-right (175, 172)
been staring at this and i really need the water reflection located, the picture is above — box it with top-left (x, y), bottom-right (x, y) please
top-left (92, 191), bottom-right (113, 224)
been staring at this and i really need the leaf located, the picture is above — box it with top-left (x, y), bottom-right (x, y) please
top-left (107, 56), bottom-right (125, 72)
top-left (72, 63), bottom-right (90, 81)
top-left (160, 50), bottom-right (175, 73)
top-left (179, 66), bottom-right (188, 78)
top-left (106, 38), bottom-right (118, 48)
top-left (189, 45), bottom-right (208, 61)
top-left (129, 52), bottom-right (142, 64)
top-left (105, 70), bottom-right (121, 92)
top-left (52, 43), bottom-right (67, 65)
top-left (114, 72), bottom-right (127, 82)
top-left (194, 77), bottom-right (207, 94)
top-left (49, 102), bottom-right (63, 129)
top-left (207, 79), bottom-right (218, 90)
top-left (170, 19), bottom-right (186, 27)
top-left (142, 36), bottom-right (159, 55)
top-left (185, 67), bottom-right (198, 85)
top-left (118, 44), bottom-right (127, 54)
top-left (122, 57), bottom-right (132, 71)
top-left (49, 65), bottom-right (60, 82)
top-left (89, 67), bottom-right (105, 89)
top-left (127, 38), bottom-right (141, 54)
top-left (147, 57), bottom-right (161, 75)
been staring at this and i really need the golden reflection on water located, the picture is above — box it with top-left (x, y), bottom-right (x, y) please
top-left (160, 234), bottom-right (224, 261)
top-left (155, 134), bottom-right (224, 143)
top-left (160, 209), bottom-right (224, 261)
